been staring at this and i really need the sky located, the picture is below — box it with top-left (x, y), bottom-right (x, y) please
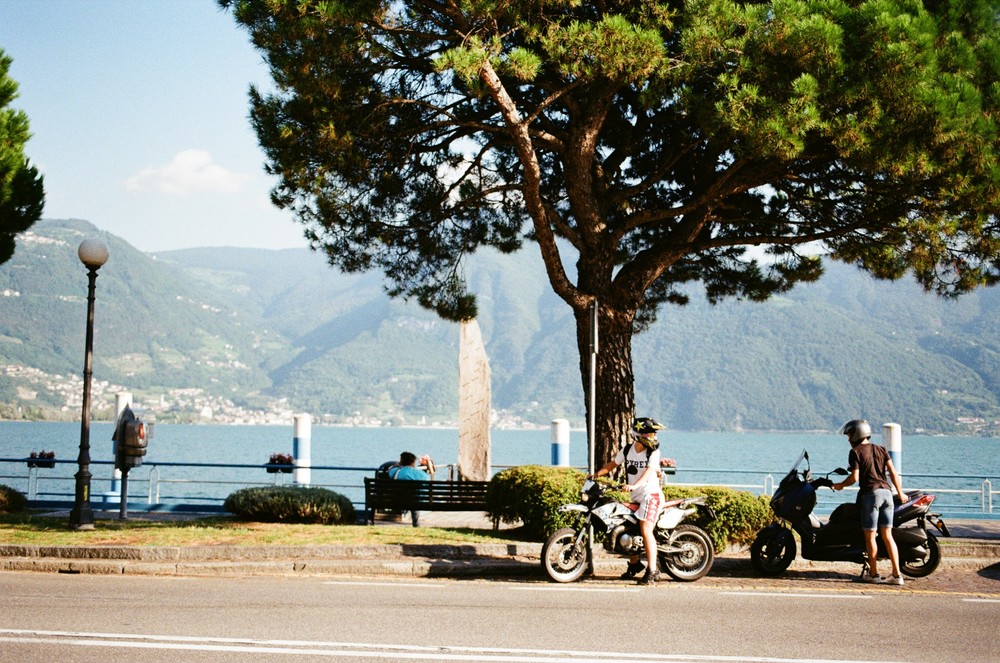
top-left (0, 0), bottom-right (311, 252)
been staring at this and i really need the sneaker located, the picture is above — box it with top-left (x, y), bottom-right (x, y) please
top-left (638, 569), bottom-right (661, 586)
top-left (620, 561), bottom-right (645, 580)
top-left (860, 573), bottom-right (885, 584)
top-left (889, 575), bottom-right (905, 586)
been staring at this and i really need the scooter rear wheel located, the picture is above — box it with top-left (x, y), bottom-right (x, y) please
top-left (750, 527), bottom-right (796, 575)
top-left (900, 531), bottom-right (941, 578)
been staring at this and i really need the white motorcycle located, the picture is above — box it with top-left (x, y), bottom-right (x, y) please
top-left (541, 479), bottom-right (716, 583)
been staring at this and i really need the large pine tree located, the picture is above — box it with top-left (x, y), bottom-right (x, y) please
top-left (223, 0), bottom-right (1000, 466)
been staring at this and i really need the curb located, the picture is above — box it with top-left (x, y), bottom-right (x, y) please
top-left (1, 539), bottom-right (996, 579)
top-left (0, 556), bottom-right (543, 578)
top-left (0, 542), bottom-right (542, 562)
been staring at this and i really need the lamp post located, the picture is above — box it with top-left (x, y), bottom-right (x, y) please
top-left (69, 238), bottom-right (109, 530)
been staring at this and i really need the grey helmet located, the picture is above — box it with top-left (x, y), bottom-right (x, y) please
top-left (840, 419), bottom-right (872, 444)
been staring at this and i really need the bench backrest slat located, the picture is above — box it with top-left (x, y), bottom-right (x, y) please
top-left (364, 477), bottom-right (490, 512)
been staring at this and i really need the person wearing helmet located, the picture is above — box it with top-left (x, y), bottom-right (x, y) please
top-left (832, 419), bottom-right (908, 585)
top-left (590, 417), bottom-right (666, 585)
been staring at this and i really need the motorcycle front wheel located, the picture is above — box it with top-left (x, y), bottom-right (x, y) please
top-left (900, 531), bottom-right (941, 578)
top-left (750, 526), bottom-right (796, 575)
top-left (659, 524), bottom-right (715, 581)
top-left (541, 527), bottom-right (589, 583)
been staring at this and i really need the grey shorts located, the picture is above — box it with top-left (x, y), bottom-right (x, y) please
top-left (859, 488), bottom-right (894, 531)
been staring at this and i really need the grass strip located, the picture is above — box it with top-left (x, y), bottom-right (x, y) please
top-left (0, 513), bottom-right (525, 547)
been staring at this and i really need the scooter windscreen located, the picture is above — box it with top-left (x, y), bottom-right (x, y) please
top-left (788, 449), bottom-right (809, 476)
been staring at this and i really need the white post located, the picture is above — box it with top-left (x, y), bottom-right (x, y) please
top-left (882, 422), bottom-right (902, 482)
top-left (550, 419), bottom-right (570, 467)
top-left (293, 414), bottom-right (312, 485)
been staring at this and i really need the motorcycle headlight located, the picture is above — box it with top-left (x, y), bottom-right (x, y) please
top-left (581, 492), bottom-right (590, 503)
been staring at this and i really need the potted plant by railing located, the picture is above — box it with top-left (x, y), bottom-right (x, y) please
top-left (267, 452), bottom-right (293, 473)
top-left (660, 457), bottom-right (677, 476)
top-left (28, 450), bottom-right (56, 469)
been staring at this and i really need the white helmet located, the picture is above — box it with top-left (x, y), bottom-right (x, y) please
top-left (840, 419), bottom-right (872, 444)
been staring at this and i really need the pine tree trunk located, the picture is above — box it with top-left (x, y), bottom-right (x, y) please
top-left (574, 303), bottom-right (636, 470)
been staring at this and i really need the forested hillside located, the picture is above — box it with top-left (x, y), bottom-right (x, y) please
top-left (1, 219), bottom-right (998, 434)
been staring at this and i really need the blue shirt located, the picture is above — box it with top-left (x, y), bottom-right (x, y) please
top-left (390, 465), bottom-right (428, 481)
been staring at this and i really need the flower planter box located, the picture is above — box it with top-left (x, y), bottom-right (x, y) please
top-left (28, 452), bottom-right (56, 469)
top-left (267, 453), bottom-right (294, 473)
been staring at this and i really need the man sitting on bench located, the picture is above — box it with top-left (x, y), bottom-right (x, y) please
top-left (388, 451), bottom-right (430, 526)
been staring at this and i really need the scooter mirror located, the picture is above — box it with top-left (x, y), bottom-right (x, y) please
top-left (832, 467), bottom-right (849, 476)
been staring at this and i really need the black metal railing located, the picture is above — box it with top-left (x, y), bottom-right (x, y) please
top-left (1, 458), bottom-right (996, 517)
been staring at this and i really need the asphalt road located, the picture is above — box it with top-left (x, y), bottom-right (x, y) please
top-left (1, 569), bottom-right (998, 663)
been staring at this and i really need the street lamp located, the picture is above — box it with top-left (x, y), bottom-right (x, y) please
top-left (69, 238), bottom-right (109, 530)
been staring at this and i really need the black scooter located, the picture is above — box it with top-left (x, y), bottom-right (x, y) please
top-left (750, 450), bottom-right (950, 578)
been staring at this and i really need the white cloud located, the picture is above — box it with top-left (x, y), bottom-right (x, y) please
top-left (125, 149), bottom-right (248, 197)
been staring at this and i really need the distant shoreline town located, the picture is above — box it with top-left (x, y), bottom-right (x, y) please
top-left (0, 363), bottom-right (548, 430)
top-left (3, 363), bottom-right (999, 437)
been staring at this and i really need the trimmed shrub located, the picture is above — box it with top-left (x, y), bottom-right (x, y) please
top-left (224, 486), bottom-right (356, 525)
top-left (486, 465), bottom-right (586, 540)
top-left (0, 484), bottom-right (27, 514)
top-left (663, 485), bottom-right (772, 551)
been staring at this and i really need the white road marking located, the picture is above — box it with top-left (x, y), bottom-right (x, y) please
top-left (718, 592), bottom-right (872, 599)
top-left (322, 580), bottom-right (446, 588)
top-left (321, 580), bottom-right (640, 593)
top-left (0, 629), bottom-right (917, 662)
top-left (961, 598), bottom-right (1000, 603)
top-left (513, 585), bottom-right (641, 593)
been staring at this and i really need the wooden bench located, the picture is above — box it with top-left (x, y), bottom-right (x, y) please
top-left (363, 477), bottom-right (492, 525)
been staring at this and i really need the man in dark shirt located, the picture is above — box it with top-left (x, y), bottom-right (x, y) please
top-left (832, 419), bottom-right (909, 585)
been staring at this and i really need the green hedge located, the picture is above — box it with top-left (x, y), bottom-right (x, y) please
top-left (485, 465), bottom-right (586, 540)
top-left (485, 466), bottom-right (771, 548)
top-left (662, 485), bottom-right (772, 551)
top-left (0, 484), bottom-right (27, 514)
top-left (224, 486), bottom-right (356, 525)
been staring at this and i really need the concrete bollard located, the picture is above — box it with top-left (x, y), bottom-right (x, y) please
top-left (550, 419), bottom-right (570, 466)
top-left (883, 422), bottom-right (902, 478)
top-left (293, 413), bottom-right (312, 485)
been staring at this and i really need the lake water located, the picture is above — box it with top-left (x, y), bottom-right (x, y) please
top-left (1, 421), bottom-right (997, 517)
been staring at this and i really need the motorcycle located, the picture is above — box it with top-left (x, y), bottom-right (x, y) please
top-left (750, 450), bottom-right (950, 578)
top-left (541, 479), bottom-right (716, 583)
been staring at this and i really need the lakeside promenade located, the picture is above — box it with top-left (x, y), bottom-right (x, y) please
top-left (2, 511), bottom-right (998, 594)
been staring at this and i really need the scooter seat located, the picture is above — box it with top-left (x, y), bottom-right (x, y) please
top-left (829, 501), bottom-right (859, 524)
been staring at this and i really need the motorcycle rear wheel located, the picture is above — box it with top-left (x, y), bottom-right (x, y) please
top-left (750, 526), bottom-right (796, 575)
top-left (900, 531), bottom-right (941, 578)
top-left (541, 527), bottom-right (589, 583)
top-left (659, 524), bottom-right (715, 581)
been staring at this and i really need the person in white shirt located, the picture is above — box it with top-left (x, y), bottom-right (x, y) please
top-left (590, 417), bottom-right (666, 585)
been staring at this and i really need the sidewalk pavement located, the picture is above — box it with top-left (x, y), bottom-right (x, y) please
top-left (1, 511), bottom-right (998, 580)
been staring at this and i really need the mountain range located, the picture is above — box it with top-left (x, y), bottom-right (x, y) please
top-left (1, 218), bottom-right (999, 435)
